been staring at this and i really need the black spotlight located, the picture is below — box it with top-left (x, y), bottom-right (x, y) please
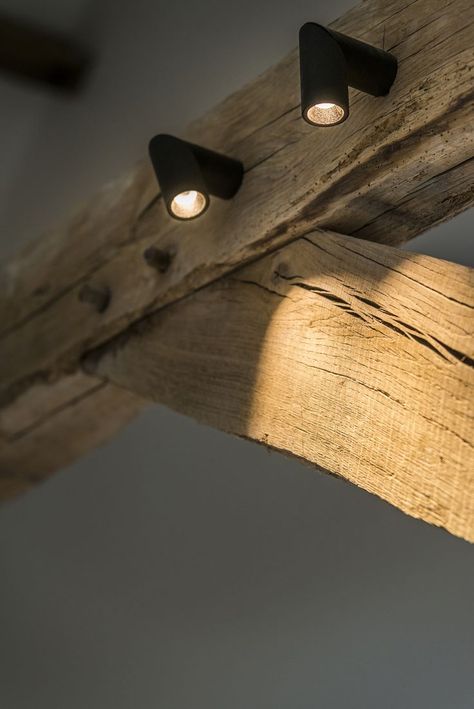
top-left (148, 134), bottom-right (243, 220)
top-left (299, 23), bottom-right (397, 127)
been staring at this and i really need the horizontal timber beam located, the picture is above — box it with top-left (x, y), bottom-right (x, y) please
top-left (1, 0), bottom-right (473, 399)
top-left (86, 233), bottom-right (474, 542)
top-left (0, 0), bottom-right (473, 501)
top-left (0, 383), bottom-right (147, 497)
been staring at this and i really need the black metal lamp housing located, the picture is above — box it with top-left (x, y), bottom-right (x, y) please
top-left (148, 134), bottom-right (243, 220)
top-left (299, 23), bottom-right (397, 127)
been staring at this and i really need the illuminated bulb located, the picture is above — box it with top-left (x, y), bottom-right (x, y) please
top-left (306, 102), bottom-right (345, 126)
top-left (170, 190), bottom-right (207, 219)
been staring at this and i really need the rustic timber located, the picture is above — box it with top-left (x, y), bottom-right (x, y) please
top-left (86, 232), bottom-right (474, 542)
top-left (0, 381), bottom-right (147, 497)
top-left (1, 0), bottom-right (473, 403)
top-left (0, 0), bottom-right (473, 504)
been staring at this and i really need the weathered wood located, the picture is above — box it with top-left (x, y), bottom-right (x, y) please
top-left (0, 0), bottom-right (473, 498)
top-left (1, 0), bottom-right (472, 417)
top-left (86, 233), bottom-right (474, 542)
top-left (0, 380), bottom-right (147, 496)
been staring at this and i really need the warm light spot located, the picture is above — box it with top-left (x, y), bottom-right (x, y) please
top-left (170, 190), bottom-right (207, 219)
top-left (306, 102), bottom-right (345, 126)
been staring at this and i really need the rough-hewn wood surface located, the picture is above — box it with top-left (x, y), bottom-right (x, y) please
top-left (0, 0), bottom-right (473, 501)
top-left (0, 381), bottom-right (147, 498)
top-left (1, 0), bottom-right (473, 421)
top-left (87, 233), bottom-right (474, 542)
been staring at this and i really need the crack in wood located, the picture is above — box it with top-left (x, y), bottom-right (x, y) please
top-left (6, 381), bottom-right (106, 442)
top-left (2, 12), bottom-right (472, 348)
top-left (274, 262), bottom-right (473, 369)
top-left (351, 157), bottom-right (474, 235)
top-left (338, 241), bottom-right (474, 310)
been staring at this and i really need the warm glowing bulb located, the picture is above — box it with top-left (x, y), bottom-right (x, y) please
top-left (170, 190), bottom-right (207, 219)
top-left (306, 102), bottom-right (345, 126)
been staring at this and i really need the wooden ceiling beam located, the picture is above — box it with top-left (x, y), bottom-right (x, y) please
top-left (0, 0), bottom-right (473, 502)
top-left (86, 232), bottom-right (474, 542)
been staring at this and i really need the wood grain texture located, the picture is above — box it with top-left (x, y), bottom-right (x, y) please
top-left (0, 381), bottom-right (147, 498)
top-left (0, 0), bottom-right (473, 500)
top-left (1, 0), bottom-right (473, 418)
top-left (87, 233), bottom-right (474, 542)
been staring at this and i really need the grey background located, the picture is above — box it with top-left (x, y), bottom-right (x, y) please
top-left (0, 1), bottom-right (473, 708)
